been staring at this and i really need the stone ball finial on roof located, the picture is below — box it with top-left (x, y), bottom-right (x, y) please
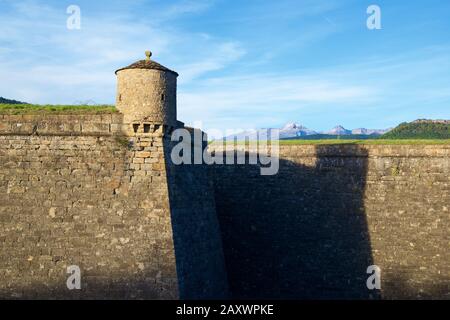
top-left (145, 50), bottom-right (152, 61)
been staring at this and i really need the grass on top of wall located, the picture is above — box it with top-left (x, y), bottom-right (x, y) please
top-left (280, 139), bottom-right (450, 145)
top-left (210, 139), bottom-right (450, 145)
top-left (0, 104), bottom-right (117, 114)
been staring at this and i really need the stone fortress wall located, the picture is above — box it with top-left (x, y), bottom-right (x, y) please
top-left (0, 52), bottom-right (448, 299)
top-left (0, 113), bottom-right (227, 299)
top-left (0, 115), bottom-right (449, 299)
top-left (209, 144), bottom-right (450, 299)
top-left (0, 113), bottom-right (179, 299)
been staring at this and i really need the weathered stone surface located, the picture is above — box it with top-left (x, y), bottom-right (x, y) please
top-left (0, 132), bottom-right (179, 299)
top-left (0, 113), bottom-right (229, 300)
top-left (210, 144), bottom-right (450, 299)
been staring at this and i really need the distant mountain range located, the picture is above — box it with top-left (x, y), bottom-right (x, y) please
top-left (225, 122), bottom-right (392, 140)
top-left (326, 125), bottom-right (389, 136)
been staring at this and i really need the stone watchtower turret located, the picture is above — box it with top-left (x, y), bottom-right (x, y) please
top-left (115, 51), bottom-right (179, 132)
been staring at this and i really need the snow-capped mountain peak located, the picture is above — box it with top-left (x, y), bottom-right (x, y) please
top-left (279, 122), bottom-right (317, 138)
top-left (282, 122), bottom-right (301, 130)
top-left (325, 125), bottom-right (352, 135)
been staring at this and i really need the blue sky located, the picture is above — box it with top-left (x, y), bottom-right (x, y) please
top-left (0, 0), bottom-right (449, 132)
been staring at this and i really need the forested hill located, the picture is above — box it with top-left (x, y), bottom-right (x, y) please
top-left (0, 97), bottom-right (27, 104)
top-left (381, 120), bottom-right (450, 139)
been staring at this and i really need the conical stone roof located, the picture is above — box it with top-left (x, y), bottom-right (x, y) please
top-left (115, 51), bottom-right (178, 76)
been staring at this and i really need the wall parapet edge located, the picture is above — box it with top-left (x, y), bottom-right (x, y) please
top-left (0, 113), bottom-right (123, 136)
top-left (208, 144), bottom-right (450, 158)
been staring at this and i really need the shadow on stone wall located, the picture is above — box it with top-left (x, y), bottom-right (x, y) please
top-left (163, 139), bottom-right (230, 299)
top-left (212, 145), bottom-right (380, 299)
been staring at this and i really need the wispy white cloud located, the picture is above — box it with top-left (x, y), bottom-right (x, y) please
top-left (11, 0), bottom-right (55, 17)
top-left (0, 0), bottom-right (244, 103)
top-left (164, 0), bottom-right (215, 18)
top-left (177, 41), bottom-right (246, 83)
top-left (178, 72), bottom-right (376, 130)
